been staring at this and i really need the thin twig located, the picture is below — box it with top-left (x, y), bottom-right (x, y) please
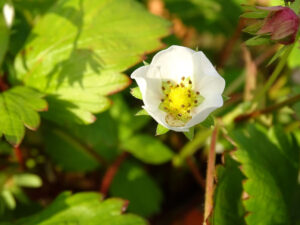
top-left (100, 152), bottom-right (128, 196)
top-left (186, 156), bottom-right (205, 189)
top-left (203, 126), bottom-right (219, 225)
top-left (235, 94), bottom-right (300, 122)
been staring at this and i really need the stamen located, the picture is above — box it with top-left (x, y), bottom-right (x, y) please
top-left (159, 77), bottom-right (205, 127)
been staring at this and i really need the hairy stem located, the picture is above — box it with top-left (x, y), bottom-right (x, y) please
top-left (203, 125), bottom-right (218, 225)
top-left (235, 93), bottom-right (300, 122)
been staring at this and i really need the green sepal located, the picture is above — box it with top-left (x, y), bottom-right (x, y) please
top-left (136, 109), bottom-right (149, 116)
top-left (184, 127), bottom-right (194, 140)
top-left (156, 124), bottom-right (169, 135)
top-left (243, 21), bottom-right (263, 35)
top-left (200, 115), bottom-right (214, 128)
top-left (130, 87), bottom-right (143, 100)
top-left (222, 95), bottom-right (230, 102)
top-left (245, 35), bottom-right (273, 46)
top-left (240, 11), bottom-right (269, 19)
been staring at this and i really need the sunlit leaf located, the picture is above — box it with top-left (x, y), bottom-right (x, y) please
top-left (0, 86), bottom-right (47, 146)
top-left (14, 0), bottom-right (170, 124)
top-left (15, 192), bottom-right (147, 225)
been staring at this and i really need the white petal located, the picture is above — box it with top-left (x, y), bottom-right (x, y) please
top-left (131, 65), bottom-right (162, 113)
top-left (143, 106), bottom-right (189, 132)
top-left (3, 3), bottom-right (14, 27)
top-left (185, 94), bottom-right (223, 128)
top-left (193, 51), bottom-right (225, 94)
top-left (147, 45), bottom-right (196, 83)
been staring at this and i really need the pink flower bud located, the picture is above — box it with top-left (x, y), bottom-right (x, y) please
top-left (257, 6), bottom-right (299, 45)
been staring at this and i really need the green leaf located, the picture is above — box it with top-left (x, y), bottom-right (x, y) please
top-left (184, 127), bottom-right (194, 140)
top-left (44, 127), bottom-right (100, 172)
top-left (14, 0), bottom-right (170, 125)
top-left (135, 109), bottom-right (149, 116)
top-left (43, 95), bottom-right (150, 171)
top-left (131, 87), bottom-right (143, 100)
top-left (0, 87), bottom-right (47, 146)
top-left (199, 115), bottom-right (214, 128)
top-left (245, 35), bottom-right (272, 46)
top-left (211, 154), bottom-right (246, 225)
top-left (231, 124), bottom-right (300, 225)
top-left (110, 161), bottom-right (163, 217)
top-left (0, 9), bottom-right (9, 67)
top-left (15, 192), bottom-right (147, 225)
top-left (156, 124), bottom-right (169, 135)
top-left (122, 134), bottom-right (174, 164)
top-left (13, 174), bottom-right (42, 188)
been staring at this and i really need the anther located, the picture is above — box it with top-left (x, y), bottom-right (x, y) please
top-left (181, 76), bottom-right (185, 81)
top-left (167, 80), bottom-right (171, 84)
top-left (180, 83), bottom-right (184, 87)
top-left (161, 99), bottom-right (164, 102)
top-left (196, 91), bottom-right (199, 95)
top-left (194, 100), bottom-right (198, 103)
top-left (187, 110), bottom-right (190, 113)
top-left (176, 84), bottom-right (179, 87)
top-left (189, 80), bottom-right (192, 84)
top-left (188, 94), bottom-right (191, 97)
top-left (181, 104), bottom-right (185, 108)
top-left (162, 87), bottom-right (165, 90)
top-left (178, 113), bottom-right (182, 117)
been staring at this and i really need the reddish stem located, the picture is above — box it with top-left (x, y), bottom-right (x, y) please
top-left (203, 126), bottom-right (219, 225)
top-left (14, 146), bottom-right (25, 170)
top-left (0, 75), bottom-right (9, 92)
top-left (100, 152), bottom-right (128, 196)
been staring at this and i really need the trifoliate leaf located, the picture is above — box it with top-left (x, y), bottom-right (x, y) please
top-left (232, 124), bottom-right (300, 225)
top-left (15, 192), bottom-right (147, 225)
top-left (14, 0), bottom-right (170, 125)
top-left (131, 87), bottom-right (143, 100)
top-left (156, 124), bottom-right (169, 135)
top-left (110, 161), bottom-right (163, 217)
top-left (0, 86), bottom-right (47, 146)
top-left (121, 134), bottom-right (174, 164)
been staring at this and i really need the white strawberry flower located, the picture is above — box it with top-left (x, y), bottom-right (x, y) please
top-left (3, 3), bottom-right (14, 28)
top-left (131, 45), bottom-right (225, 132)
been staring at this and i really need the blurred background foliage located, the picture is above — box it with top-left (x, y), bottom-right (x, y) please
top-left (0, 0), bottom-right (299, 224)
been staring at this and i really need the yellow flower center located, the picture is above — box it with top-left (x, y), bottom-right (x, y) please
top-left (159, 77), bottom-right (204, 127)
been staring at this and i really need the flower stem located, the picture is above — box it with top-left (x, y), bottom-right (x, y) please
top-left (203, 125), bottom-right (219, 225)
top-left (253, 43), bottom-right (294, 103)
top-left (100, 152), bottom-right (128, 196)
